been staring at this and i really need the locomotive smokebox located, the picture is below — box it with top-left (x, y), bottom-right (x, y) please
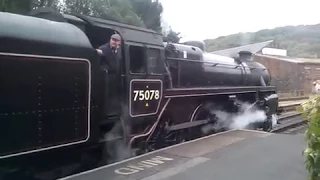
top-left (238, 51), bottom-right (253, 61)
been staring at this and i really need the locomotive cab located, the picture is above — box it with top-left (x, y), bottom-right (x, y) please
top-left (62, 13), bottom-right (167, 137)
top-left (84, 24), bottom-right (125, 119)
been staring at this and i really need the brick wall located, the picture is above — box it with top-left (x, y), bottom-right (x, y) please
top-left (253, 54), bottom-right (320, 94)
top-left (254, 54), bottom-right (300, 92)
top-left (298, 63), bottom-right (320, 93)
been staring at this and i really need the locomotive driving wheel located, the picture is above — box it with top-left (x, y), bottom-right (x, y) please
top-left (188, 103), bottom-right (222, 141)
top-left (143, 115), bottom-right (185, 153)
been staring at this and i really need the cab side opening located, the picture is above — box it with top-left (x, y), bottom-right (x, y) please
top-left (84, 26), bottom-right (126, 131)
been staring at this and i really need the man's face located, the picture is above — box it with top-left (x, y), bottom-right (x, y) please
top-left (110, 37), bottom-right (121, 49)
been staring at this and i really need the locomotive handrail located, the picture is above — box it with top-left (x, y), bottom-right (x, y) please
top-left (167, 86), bottom-right (276, 91)
top-left (167, 57), bottom-right (267, 70)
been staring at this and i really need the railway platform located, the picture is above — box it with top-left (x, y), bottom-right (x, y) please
top-left (59, 129), bottom-right (307, 180)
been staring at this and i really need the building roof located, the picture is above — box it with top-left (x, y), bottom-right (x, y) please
top-left (254, 54), bottom-right (320, 64)
top-left (209, 40), bottom-right (273, 58)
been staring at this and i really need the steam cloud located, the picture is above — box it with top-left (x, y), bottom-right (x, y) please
top-left (103, 103), bottom-right (133, 164)
top-left (103, 123), bottom-right (132, 164)
top-left (102, 101), bottom-right (277, 164)
top-left (201, 101), bottom-right (269, 134)
top-left (240, 33), bottom-right (251, 46)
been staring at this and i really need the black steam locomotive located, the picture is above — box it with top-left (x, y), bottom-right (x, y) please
top-left (0, 9), bottom-right (279, 180)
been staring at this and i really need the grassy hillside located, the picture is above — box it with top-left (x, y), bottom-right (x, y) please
top-left (204, 24), bottom-right (320, 58)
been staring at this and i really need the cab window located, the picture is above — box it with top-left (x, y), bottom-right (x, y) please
top-left (147, 48), bottom-right (163, 75)
top-left (130, 45), bottom-right (146, 74)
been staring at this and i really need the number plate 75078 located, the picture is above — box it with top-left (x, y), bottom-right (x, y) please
top-left (129, 79), bottom-right (163, 117)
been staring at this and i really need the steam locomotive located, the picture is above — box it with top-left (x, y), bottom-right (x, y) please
top-left (0, 8), bottom-right (279, 180)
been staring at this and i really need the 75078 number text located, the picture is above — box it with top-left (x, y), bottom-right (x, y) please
top-left (133, 90), bottom-right (160, 101)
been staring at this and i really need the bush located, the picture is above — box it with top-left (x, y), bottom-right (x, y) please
top-left (297, 95), bottom-right (320, 180)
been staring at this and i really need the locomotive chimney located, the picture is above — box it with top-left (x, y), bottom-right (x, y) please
top-left (238, 51), bottom-right (253, 61)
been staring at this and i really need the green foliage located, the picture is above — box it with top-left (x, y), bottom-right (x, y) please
top-left (297, 95), bottom-right (320, 180)
top-left (0, 0), bottom-right (32, 14)
top-left (92, 0), bottom-right (145, 27)
top-left (0, 0), bottom-right (178, 42)
top-left (164, 28), bottom-right (182, 43)
top-left (131, 0), bottom-right (163, 32)
top-left (62, 0), bottom-right (159, 29)
top-left (32, 0), bottom-right (62, 10)
top-left (64, 0), bottom-right (92, 15)
top-left (0, 0), bottom-right (61, 14)
top-left (205, 24), bottom-right (320, 58)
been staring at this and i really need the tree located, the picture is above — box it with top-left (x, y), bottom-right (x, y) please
top-left (63, 0), bottom-right (92, 15)
top-left (164, 29), bottom-right (182, 43)
top-left (103, 0), bottom-right (144, 27)
top-left (63, 0), bottom-right (145, 27)
top-left (297, 95), bottom-right (320, 180)
top-left (32, 0), bottom-right (61, 10)
top-left (1, 0), bottom-right (180, 43)
top-left (0, 0), bottom-right (61, 14)
top-left (0, 0), bottom-right (32, 14)
top-left (204, 23), bottom-right (320, 58)
top-left (130, 0), bottom-right (163, 32)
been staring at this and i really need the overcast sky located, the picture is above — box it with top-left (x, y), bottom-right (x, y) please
top-left (159, 0), bottom-right (320, 41)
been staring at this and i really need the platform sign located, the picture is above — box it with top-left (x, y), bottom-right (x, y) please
top-left (129, 79), bottom-right (163, 117)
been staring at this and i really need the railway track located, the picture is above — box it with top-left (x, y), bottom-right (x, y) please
top-left (272, 101), bottom-right (308, 134)
top-left (278, 104), bottom-right (300, 113)
top-left (272, 112), bottom-right (306, 133)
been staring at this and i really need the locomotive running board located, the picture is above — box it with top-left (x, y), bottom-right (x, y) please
top-left (167, 119), bottom-right (209, 131)
top-left (164, 86), bottom-right (276, 98)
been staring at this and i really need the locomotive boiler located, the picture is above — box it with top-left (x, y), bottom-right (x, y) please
top-left (0, 9), bottom-right (279, 180)
top-left (163, 42), bottom-right (271, 88)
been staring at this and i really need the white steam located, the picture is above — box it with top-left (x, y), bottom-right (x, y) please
top-left (102, 103), bottom-right (133, 164)
top-left (229, 102), bottom-right (267, 129)
top-left (101, 101), bottom-right (278, 164)
top-left (229, 109), bottom-right (267, 129)
top-left (201, 101), bottom-right (269, 134)
top-left (103, 122), bottom-right (132, 164)
top-left (271, 114), bottom-right (279, 127)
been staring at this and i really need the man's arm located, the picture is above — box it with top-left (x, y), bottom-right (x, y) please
top-left (97, 44), bottom-right (111, 67)
top-left (96, 44), bottom-right (109, 56)
top-left (96, 49), bottom-right (104, 56)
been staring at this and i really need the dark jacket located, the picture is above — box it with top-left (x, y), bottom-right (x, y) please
top-left (98, 43), bottom-right (120, 74)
